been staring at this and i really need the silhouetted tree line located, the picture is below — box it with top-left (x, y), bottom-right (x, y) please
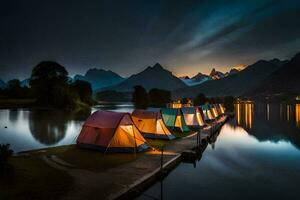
top-left (0, 79), bottom-right (32, 99)
top-left (95, 90), bottom-right (131, 102)
top-left (0, 61), bottom-right (94, 109)
top-left (132, 87), bottom-right (235, 111)
top-left (193, 93), bottom-right (235, 112)
top-left (132, 86), bottom-right (171, 109)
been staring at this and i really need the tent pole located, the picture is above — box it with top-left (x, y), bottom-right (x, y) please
top-left (132, 125), bottom-right (137, 155)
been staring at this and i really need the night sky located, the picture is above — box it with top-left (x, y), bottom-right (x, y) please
top-left (1, 0), bottom-right (300, 81)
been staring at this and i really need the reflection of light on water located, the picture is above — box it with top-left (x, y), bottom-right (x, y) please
top-left (235, 103), bottom-right (253, 129)
top-left (218, 124), bottom-right (300, 153)
top-left (236, 104), bottom-right (240, 125)
top-left (296, 104), bottom-right (300, 127)
top-left (280, 104), bottom-right (283, 120)
top-left (267, 104), bottom-right (270, 121)
top-left (245, 104), bottom-right (253, 129)
top-left (249, 104), bottom-right (252, 129)
top-left (287, 105), bottom-right (290, 121)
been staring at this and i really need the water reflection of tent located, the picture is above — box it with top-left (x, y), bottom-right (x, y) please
top-left (77, 111), bottom-right (149, 152)
top-left (181, 107), bottom-right (205, 128)
top-left (132, 110), bottom-right (175, 140)
top-left (161, 108), bottom-right (190, 132)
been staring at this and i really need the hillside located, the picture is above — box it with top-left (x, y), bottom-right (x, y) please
top-left (74, 68), bottom-right (124, 90)
top-left (0, 79), bottom-right (6, 89)
top-left (249, 52), bottom-right (300, 96)
top-left (101, 63), bottom-right (186, 92)
top-left (173, 59), bottom-right (283, 98)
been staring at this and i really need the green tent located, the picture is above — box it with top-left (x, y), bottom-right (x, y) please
top-left (161, 108), bottom-right (190, 132)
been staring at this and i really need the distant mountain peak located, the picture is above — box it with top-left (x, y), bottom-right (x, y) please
top-left (101, 63), bottom-right (186, 92)
top-left (74, 68), bottom-right (124, 90)
top-left (209, 68), bottom-right (216, 76)
top-left (209, 68), bottom-right (225, 80)
top-left (153, 63), bottom-right (163, 69)
top-left (179, 76), bottom-right (190, 80)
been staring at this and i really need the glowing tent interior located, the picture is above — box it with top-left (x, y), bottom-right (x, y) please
top-left (211, 104), bottom-right (219, 118)
top-left (161, 108), bottom-right (190, 132)
top-left (77, 111), bottom-right (149, 152)
top-left (218, 104), bottom-right (226, 114)
top-left (132, 110), bottom-right (175, 140)
top-left (181, 107), bottom-right (206, 128)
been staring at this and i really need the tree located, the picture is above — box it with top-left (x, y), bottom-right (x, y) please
top-left (148, 88), bottom-right (171, 107)
top-left (71, 80), bottom-right (93, 105)
top-left (194, 93), bottom-right (207, 106)
top-left (224, 96), bottom-right (235, 112)
top-left (132, 85), bottom-right (148, 109)
top-left (7, 79), bottom-right (22, 98)
top-left (181, 97), bottom-right (189, 104)
top-left (30, 61), bottom-right (71, 107)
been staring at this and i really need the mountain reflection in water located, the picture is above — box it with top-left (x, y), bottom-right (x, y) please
top-left (137, 102), bottom-right (300, 200)
top-left (0, 104), bottom-right (133, 152)
top-left (235, 102), bottom-right (300, 149)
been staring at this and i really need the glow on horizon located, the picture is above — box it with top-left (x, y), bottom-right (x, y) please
top-left (172, 63), bottom-right (246, 78)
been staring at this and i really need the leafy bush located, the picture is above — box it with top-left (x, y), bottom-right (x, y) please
top-left (224, 96), bottom-right (235, 112)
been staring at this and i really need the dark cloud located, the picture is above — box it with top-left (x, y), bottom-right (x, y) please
top-left (0, 0), bottom-right (299, 80)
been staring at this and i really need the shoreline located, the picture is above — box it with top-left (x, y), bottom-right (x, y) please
top-left (112, 115), bottom-right (229, 200)
top-left (6, 115), bottom-right (230, 200)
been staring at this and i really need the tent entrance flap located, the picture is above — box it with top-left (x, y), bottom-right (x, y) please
top-left (132, 109), bottom-right (175, 140)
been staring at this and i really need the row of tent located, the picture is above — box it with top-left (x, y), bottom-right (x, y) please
top-left (76, 104), bottom-right (226, 153)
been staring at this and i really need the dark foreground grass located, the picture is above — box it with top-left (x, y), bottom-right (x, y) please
top-left (0, 156), bottom-right (73, 200)
top-left (146, 130), bottom-right (196, 149)
top-left (34, 145), bottom-right (142, 172)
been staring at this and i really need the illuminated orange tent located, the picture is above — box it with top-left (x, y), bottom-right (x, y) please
top-left (132, 110), bottom-right (175, 140)
top-left (217, 104), bottom-right (226, 114)
top-left (211, 104), bottom-right (219, 118)
top-left (77, 111), bottom-right (149, 152)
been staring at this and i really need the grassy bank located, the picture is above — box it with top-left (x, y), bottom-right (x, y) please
top-left (0, 129), bottom-right (196, 199)
top-left (30, 145), bottom-right (142, 172)
top-left (0, 156), bottom-right (73, 200)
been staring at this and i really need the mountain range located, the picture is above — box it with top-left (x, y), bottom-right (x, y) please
top-left (180, 67), bottom-right (240, 86)
top-left (100, 63), bottom-right (186, 92)
top-left (1, 51), bottom-right (298, 100)
top-left (173, 58), bottom-right (288, 98)
top-left (74, 68), bottom-right (124, 90)
top-left (180, 73), bottom-right (212, 86)
top-left (248, 52), bottom-right (300, 96)
top-left (0, 79), bottom-right (6, 89)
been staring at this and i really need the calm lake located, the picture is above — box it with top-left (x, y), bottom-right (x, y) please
top-left (1, 103), bottom-right (300, 199)
top-left (137, 102), bottom-right (300, 200)
top-left (0, 103), bottom-right (134, 152)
